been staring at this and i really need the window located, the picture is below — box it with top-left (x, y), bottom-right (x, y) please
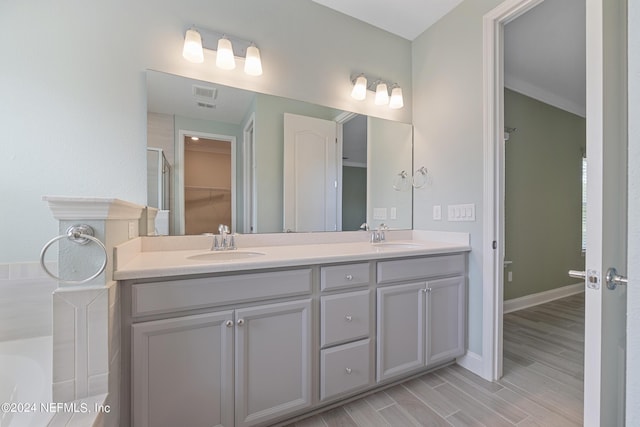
top-left (582, 157), bottom-right (587, 252)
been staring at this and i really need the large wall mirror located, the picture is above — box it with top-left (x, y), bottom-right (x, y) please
top-left (146, 70), bottom-right (413, 235)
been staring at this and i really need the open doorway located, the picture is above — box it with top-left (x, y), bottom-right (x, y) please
top-left (183, 135), bottom-right (233, 234)
top-left (176, 130), bottom-right (236, 235)
top-left (501, 0), bottom-right (586, 366)
top-left (481, 0), bottom-right (587, 381)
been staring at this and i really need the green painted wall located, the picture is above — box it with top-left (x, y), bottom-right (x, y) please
top-left (503, 89), bottom-right (586, 300)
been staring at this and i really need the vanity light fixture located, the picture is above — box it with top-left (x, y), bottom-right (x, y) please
top-left (351, 75), bottom-right (368, 101)
top-left (244, 43), bottom-right (263, 76)
top-left (215, 36), bottom-right (236, 70)
top-left (182, 28), bottom-right (204, 63)
top-left (389, 85), bottom-right (404, 109)
top-left (182, 27), bottom-right (263, 76)
top-left (350, 73), bottom-right (404, 109)
top-left (374, 82), bottom-right (389, 105)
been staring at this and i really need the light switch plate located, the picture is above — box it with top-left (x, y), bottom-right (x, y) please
top-left (373, 208), bottom-right (387, 220)
top-left (447, 204), bottom-right (476, 221)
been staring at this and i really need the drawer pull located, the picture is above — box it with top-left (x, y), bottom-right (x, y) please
top-left (225, 320), bottom-right (234, 328)
top-left (237, 319), bottom-right (245, 326)
top-left (345, 368), bottom-right (352, 374)
top-left (345, 315), bottom-right (353, 322)
top-left (345, 274), bottom-right (354, 281)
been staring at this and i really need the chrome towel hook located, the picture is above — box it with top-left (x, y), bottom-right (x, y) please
top-left (40, 224), bottom-right (108, 285)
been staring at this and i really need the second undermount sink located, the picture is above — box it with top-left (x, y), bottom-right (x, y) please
top-left (371, 242), bottom-right (425, 250)
top-left (187, 251), bottom-right (266, 261)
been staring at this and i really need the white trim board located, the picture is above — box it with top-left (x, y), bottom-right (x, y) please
top-left (503, 283), bottom-right (584, 314)
top-left (455, 351), bottom-right (484, 376)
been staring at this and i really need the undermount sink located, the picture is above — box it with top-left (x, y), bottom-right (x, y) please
top-left (187, 251), bottom-right (266, 261)
top-left (371, 242), bottom-right (424, 250)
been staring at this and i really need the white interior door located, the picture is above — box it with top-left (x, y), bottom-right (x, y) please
top-left (283, 113), bottom-right (338, 232)
top-left (582, 0), bottom-right (628, 424)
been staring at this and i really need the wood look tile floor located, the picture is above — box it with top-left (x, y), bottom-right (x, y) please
top-left (283, 293), bottom-right (585, 427)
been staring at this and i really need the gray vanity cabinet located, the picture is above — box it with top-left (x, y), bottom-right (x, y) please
top-left (234, 299), bottom-right (312, 427)
top-left (132, 298), bottom-right (312, 427)
top-left (376, 255), bottom-right (466, 382)
top-left (425, 276), bottom-right (466, 367)
top-left (132, 311), bottom-right (234, 427)
top-left (376, 282), bottom-right (426, 381)
top-left (125, 253), bottom-right (467, 426)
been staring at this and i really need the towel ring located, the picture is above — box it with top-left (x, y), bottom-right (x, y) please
top-left (40, 224), bottom-right (108, 285)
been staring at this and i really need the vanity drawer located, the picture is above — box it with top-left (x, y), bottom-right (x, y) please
top-left (321, 290), bottom-right (370, 347)
top-left (377, 254), bottom-right (465, 284)
top-left (321, 262), bottom-right (370, 291)
top-left (320, 339), bottom-right (371, 400)
top-left (131, 269), bottom-right (312, 317)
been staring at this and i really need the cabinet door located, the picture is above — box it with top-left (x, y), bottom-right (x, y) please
top-left (132, 311), bottom-right (234, 427)
top-left (235, 299), bottom-right (312, 427)
top-left (426, 276), bottom-right (466, 367)
top-left (376, 282), bottom-right (426, 382)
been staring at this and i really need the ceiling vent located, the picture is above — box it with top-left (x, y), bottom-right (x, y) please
top-left (196, 101), bottom-right (216, 109)
top-left (193, 85), bottom-right (217, 100)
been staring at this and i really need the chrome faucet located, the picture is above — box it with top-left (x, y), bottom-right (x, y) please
top-left (212, 224), bottom-right (236, 250)
top-left (371, 223), bottom-right (388, 243)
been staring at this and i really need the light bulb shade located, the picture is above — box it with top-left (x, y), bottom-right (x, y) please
top-left (374, 82), bottom-right (389, 105)
top-left (216, 37), bottom-right (236, 70)
top-left (244, 45), bottom-right (263, 76)
top-left (351, 75), bottom-right (367, 101)
top-left (183, 29), bottom-right (204, 63)
top-left (389, 86), bottom-right (404, 109)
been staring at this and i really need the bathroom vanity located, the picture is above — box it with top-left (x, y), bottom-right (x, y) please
top-left (114, 232), bottom-right (469, 427)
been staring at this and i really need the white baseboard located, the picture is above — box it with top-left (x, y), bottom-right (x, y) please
top-left (456, 351), bottom-right (485, 378)
top-left (503, 283), bottom-right (584, 314)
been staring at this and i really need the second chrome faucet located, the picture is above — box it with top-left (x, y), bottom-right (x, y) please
top-left (212, 224), bottom-right (236, 250)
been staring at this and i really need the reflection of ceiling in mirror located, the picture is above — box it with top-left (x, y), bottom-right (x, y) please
top-left (146, 71), bottom-right (256, 124)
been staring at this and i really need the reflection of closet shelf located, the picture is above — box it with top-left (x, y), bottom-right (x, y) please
top-left (185, 186), bottom-right (231, 192)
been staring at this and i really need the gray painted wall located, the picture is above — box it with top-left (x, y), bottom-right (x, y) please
top-left (342, 166), bottom-right (367, 231)
top-left (503, 89), bottom-right (586, 300)
top-left (412, 0), bottom-right (504, 355)
top-left (0, 0), bottom-right (411, 262)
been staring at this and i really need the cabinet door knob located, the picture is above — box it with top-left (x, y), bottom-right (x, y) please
top-left (237, 319), bottom-right (245, 326)
top-left (345, 274), bottom-right (354, 281)
top-left (224, 320), bottom-right (234, 328)
top-left (345, 368), bottom-right (352, 374)
top-left (427, 287), bottom-right (432, 293)
top-left (345, 315), bottom-right (353, 322)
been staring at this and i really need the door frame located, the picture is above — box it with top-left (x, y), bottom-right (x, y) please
top-left (242, 114), bottom-right (257, 233)
top-left (176, 129), bottom-right (237, 235)
top-left (481, 0), bottom-right (545, 382)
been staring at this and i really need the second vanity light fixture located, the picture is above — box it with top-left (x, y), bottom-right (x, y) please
top-left (183, 27), bottom-right (263, 76)
top-left (351, 74), bottom-right (404, 109)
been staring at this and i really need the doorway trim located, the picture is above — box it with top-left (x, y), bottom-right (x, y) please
top-left (176, 129), bottom-right (237, 235)
top-left (242, 114), bottom-right (257, 233)
top-left (481, 0), bottom-right (545, 381)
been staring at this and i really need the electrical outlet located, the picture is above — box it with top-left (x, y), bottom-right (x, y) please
top-left (390, 207), bottom-right (397, 220)
top-left (128, 221), bottom-right (136, 239)
top-left (508, 271), bottom-right (513, 282)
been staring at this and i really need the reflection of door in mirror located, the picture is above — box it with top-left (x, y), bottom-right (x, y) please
top-left (283, 113), bottom-right (338, 232)
top-left (341, 115), bottom-right (367, 231)
top-left (184, 136), bottom-right (233, 235)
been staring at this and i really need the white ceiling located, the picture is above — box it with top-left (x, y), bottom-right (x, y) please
top-left (311, 0), bottom-right (463, 41)
top-left (313, 0), bottom-right (586, 116)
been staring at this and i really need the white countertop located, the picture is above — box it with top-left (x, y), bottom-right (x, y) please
top-left (114, 231), bottom-right (470, 281)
